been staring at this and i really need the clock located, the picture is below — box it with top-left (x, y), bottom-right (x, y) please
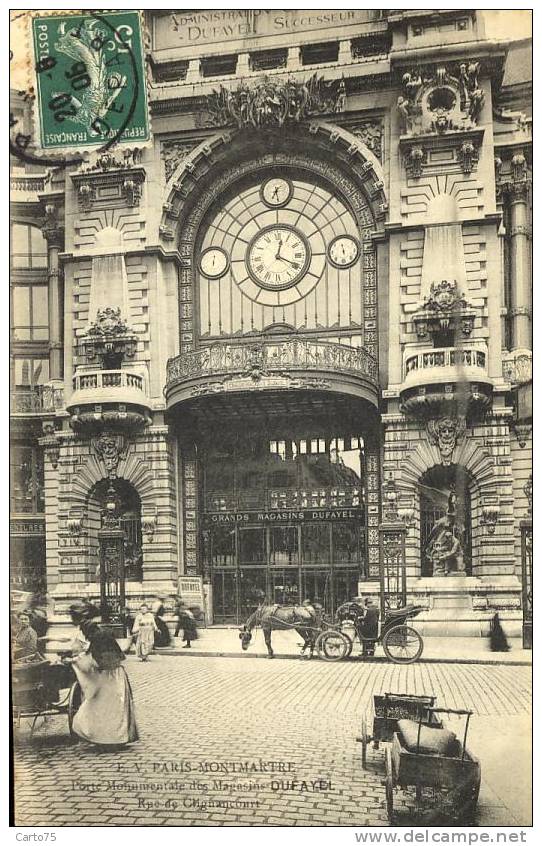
top-left (199, 246), bottom-right (229, 279)
top-left (246, 225), bottom-right (310, 290)
top-left (260, 177), bottom-right (293, 209)
top-left (328, 235), bottom-right (360, 269)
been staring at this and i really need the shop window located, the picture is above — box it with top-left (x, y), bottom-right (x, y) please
top-left (302, 523), bottom-right (330, 566)
top-left (332, 522), bottom-right (362, 566)
top-left (10, 536), bottom-right (46, 593)
top-left (301, 41), bottom-right (339, 65)
top-left (209, 526), bottom-right (236, 567)
top-left (12, 283), bottom-right (49, 340)
top-left (270, 526), bottom-right (298, 567)
top-left (239, 528), bottom-right (266, 565)
top-left (10, 445), bottom-right (45, 514)
top-left (11, 223), bottom-right (48, 269)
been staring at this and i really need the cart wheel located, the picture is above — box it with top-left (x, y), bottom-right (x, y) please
top-left (68, 681), bottom-right (82, 736)
top-left (382, 625), bottom-right (424, 664)
top-left (385, 747), bottom-right (394, 823)
top-left (360, 716), bottom-right (368, 769)
top-left (316, 630), bottom-right (350, 662)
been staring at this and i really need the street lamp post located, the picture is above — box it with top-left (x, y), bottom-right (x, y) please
top-left (98, 483), bottom-right (127, 637)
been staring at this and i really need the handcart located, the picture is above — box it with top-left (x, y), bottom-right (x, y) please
top-left (384, 707), bottom-right (481, 825)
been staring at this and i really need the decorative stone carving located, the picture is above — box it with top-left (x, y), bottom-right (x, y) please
top-left (426, 416), bottom-right (466, 465)
top-left (480, 502), bottom-right (500, 534)
top-left (78, 148), bottom-right (142, 173)
top-left (122, 178), bottom-right (141, 207)
top-left (382, 478), bottom-right (399, 522)
top-left (89, 307), bottom-right (128, 337)
top-left (92, 432), bottom-right (127, 478)
top-left (45, 444), bottom-right (60, 469)
top-left (413, 280), bottom-right (475, 340)
top-left (67, 516), bottom-right (84, 544)
top-left (457, 140), bottom-right (478, 175)
top-left (78, 182), bottom-right (95, 211)
top-left (161, 140), bottom-right (200, 182)
top-left (346, 120), bottom-right (383, 161)
top-left (41, 202), bottom-right (64, 246)
top-left (399, 61), bottom-right (485, 137)
top-left (80, 308), bottom-right (136, 365)
top-left (405, 145), bottom-right (426, 178)
top-left (513, 423), bottom-right (532, 449)
top-left (204, 74), bottom-right (345, 129)
top-left (524, 475), bottom-right (532, 518)
top-left (142, 514), bottom-right (157, 542)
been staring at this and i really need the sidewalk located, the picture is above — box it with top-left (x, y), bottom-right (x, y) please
top-left (156, 627), bottom-right (532, 665)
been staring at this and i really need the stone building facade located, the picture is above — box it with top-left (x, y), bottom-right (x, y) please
top-left (10, 10), bottom-right (532, 637)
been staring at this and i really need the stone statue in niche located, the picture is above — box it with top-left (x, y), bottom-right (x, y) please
top-left (425, 489), bottom-right (466, 576)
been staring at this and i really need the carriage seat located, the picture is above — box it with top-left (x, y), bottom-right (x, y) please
top-left (397, 719), bottom-right (459, 757)
top-left (386, 604), bottom-right (424, 619)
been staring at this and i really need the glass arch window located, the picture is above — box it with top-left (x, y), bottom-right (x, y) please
top-left (197, 173), bottom-right (367, 338)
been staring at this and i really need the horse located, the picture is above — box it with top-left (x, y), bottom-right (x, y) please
top-left (239, 603), bottom-right (321, 659)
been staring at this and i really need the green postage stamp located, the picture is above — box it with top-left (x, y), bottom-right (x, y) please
top-left (31, 10), bottom-right (150, 151)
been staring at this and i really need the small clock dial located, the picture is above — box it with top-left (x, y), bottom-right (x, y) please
top-left (261, 177), bottom-right (293, 209)
top-left (328, 235), bottom-right (360, 269)
top-left (199, 246), bottom-right (229, 279)
top-left (247, 225), bottom-right (310, 290)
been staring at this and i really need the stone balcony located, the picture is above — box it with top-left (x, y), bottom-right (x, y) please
top-left (67, 369), bottom-right (152, 432)
top-left (400, 345), bottom-right (493, 417)
top-left (165, 338), bottom-right (379, 411)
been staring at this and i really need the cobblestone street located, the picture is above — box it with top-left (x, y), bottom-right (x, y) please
top-left (13, 655), bottom-right (531, 827)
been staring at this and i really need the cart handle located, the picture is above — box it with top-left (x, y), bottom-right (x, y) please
top-left (422, 707), bottom-right (474, 761)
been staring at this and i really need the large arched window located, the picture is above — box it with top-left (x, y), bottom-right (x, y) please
top-left (419, 465), bottom-right (472, 576)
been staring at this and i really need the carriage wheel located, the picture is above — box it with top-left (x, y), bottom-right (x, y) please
top-left (316, 630), bottom-right (350, 662)
top-left (360, 716), bottom-right (368, 769)
top-left (382, 625), bottom-right (424, 664)
top-left (68, 681), bottom-right (82, 736)
top-left (385, 747), bottom-right (394, 823)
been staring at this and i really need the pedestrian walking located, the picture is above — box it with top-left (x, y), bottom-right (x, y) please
top-left (132, 603), bottom-right (158, 661)
top-left (175, 600), bottom-right (198, 648)
top-left (63, 614), bottom-right (139, 748)
top-left (151, 599), bottom-right (171, 648)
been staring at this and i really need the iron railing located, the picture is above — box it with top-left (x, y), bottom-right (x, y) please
top-left (167, 339), bottom-right (378, 386)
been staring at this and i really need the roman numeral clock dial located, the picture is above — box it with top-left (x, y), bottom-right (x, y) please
top-left (246, 225), bottom-right (310, 290)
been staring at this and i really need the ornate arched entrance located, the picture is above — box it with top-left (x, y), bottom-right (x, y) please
top-left (164, 125), bottom-right (385, 622)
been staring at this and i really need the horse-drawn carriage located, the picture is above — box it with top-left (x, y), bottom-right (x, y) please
top-left (239, 600), bottom-right (425, 664)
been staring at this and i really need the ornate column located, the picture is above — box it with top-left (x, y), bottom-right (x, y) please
top-left (508, 152), bottom-right (531, 351)
top-left (379, 479), bottom-right (407, 617)
top-left (42, 202), bottom-right (64, 380)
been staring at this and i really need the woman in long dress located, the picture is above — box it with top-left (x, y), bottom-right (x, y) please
top-left (131, 603), bottom-right (158, 661)
top-left (65, 615), bottom-right (138, 747)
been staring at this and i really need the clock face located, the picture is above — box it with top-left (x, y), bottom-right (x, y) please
top-left (199, 246), bottom-right (229, 279)
top-left (260, 177), bottom-right (293, 208)
top-left (328, 235), bottom-right (360, 269)
top-left (246, 225), bottom-right (310, 289)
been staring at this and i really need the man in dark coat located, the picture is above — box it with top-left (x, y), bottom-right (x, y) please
top-left (360, 597), bottom-right (380, 657)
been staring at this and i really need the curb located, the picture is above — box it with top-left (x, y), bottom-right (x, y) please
top-left (136, 649), bottom-right (532, 667)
